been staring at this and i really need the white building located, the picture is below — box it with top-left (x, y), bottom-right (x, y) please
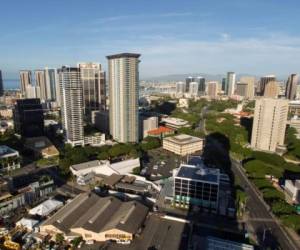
top-left (226, 72), bottom-right (236, 97)
top-left (107, 53), bottom-right (140, 143)
top-left (59, 66), bottom-right (84, 147)
top-left (176, 82), bottom-right (186, 97)
top-left (84, 133), bottom-right (106, 146)
top-left (140, 116), bottom-right (158, 139)
top-left (189, 81), bottom-right (199, 97)
top-left (70, 158), bottom-right (140, 180)
top-left (285, 180), bottom-right (300, 204)
top-left (161, 117), bottom-right (190, 130)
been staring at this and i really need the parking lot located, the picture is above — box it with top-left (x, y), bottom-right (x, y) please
top-left (142, 148), bottom-right (185, 180)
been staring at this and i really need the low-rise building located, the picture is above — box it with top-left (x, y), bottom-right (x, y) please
top-left (173, 162), bottom-right (220, 210)
top-left (284, 179), bottom-right (300, 204)
top-left (163, 134), bottom-right (204, 156)
top-left (40, 192), bottom-right (149, 243)
top-left (25, 136), bottom-right (59, 159)
top-left (161, 117), bottom-right (190, 130)
top-left (70, 158), bottom-right (140, 184)
top-left (0, 173), bottom-right (55, 215)
top-left (84, 133), bottom-right (106, 146)
top-left (0, 145), bottom-right (20, 173)
top-left (147, 126), bottom-right (174, 138)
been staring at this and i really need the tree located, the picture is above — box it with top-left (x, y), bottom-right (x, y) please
top-left (71, 236), bottom-right (82, 248)
top-left (271, 200), bottom-right (296, 216)
top-left (97, 151), bottom-right (110, 160)
top-left (55, 233), bottom-right (64, 243)
top-left (132, 167), bottom-right (140, 175)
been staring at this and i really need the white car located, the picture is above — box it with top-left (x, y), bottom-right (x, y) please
top-left (153, 165), bottom-right (158, 170)
top-left (117, 239), bottom-right (131, 245)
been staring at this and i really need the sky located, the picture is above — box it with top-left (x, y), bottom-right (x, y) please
top-left (1, 0), bottom-right (300, 80)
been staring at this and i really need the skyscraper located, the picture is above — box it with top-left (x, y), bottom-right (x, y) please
top-left (264, 81), bottom-right (279, 98)
top-left (196, 76), bottom-right (205, 95)
top-left (221, 77), bottom-right (227, 93)
top-left (13, 98), bottom-right (44, 138)
top-left (239, 76), bottom-right (255, 99)
top-left (0, 70), bottom-right (3, 96)
top-left (189, 82), bottom-right (199, 97)
top-left (176, 81), bottom-right (186, 96)
top-left (78, 62), bottom-right (106, 119)
top-left (259, 75), bottom-right (276, 96)
top-left (185, 76), bottom-right (195, 93)
top-left (207, 81), bottom-right (218, 98)
top-left (20, 70), bottom-right (32, 97)
top-left (35, 70), bottom-right (47, 102)
top-left (226, 72), bottom-right (236, 96)
top-left (235, 83), bottom-right (248, 97)
top-left (59, 66), bottom-right (84, 146)
top-left (45, 68), bottom-right (59, 102)
top-left (107, 53), bottom-right (140, 143)
top-left (285, 74), bottom-right (299, 100)
top-left (251, 98), bottom-right (288, 152)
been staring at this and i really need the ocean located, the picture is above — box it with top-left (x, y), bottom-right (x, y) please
top-left (3, 79), bottom-right (19, 90)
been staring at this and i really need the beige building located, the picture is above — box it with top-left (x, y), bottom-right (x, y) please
top-left (251, 98), bottom-right (289, 152)
top-left (40, 193), bottom-right (148, 243)
top-left (239, 76), bottom-right (255, 99)
top-left (264, 81), bottom-right (279, 98)
top-left (207, 81), bottom-right (218, 98)
top-left (19, 70), bottom-right (32, 97)
top-left (107, 53), bottom-right (140, 143)
top-left (163, 134), bottom-right (204, 156)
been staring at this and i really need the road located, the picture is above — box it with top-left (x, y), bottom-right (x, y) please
top-left (231, 158), bottom-right (299, 250)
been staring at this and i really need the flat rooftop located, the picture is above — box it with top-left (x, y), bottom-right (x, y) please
top-left (162, 117), bottom-right (189, 126)
top-left (164, 134), bottom-right (203, 145)
top-left (176, 164), bottom-right (220, 183)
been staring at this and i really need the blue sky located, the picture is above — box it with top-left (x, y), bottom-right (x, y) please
top-left (1, 0), bottom-right (300, 79)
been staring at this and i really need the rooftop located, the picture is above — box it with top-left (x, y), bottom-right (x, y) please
top-left (164, 134), bottom-right (203, 145)
top-left (106, 53), bottom-right (141, 59)
top-left (41, 192), bottom-right (148, 235)
top-left (176, 164), bottom-right (220, 183)
top-left (147, 126), bottom-right (174, 135)
top-left (0, 145), bottom-right (18, 157)
top-left (161, 117), bottom-right (189, 126)
top-left (71, 160), bottom-right (105, 171)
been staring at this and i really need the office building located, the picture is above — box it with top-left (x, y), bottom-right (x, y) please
top-left (189, 81), bottom-right (199, 97)
top-left (13, 98), bottom-right (44, 137)
top-left (20, 70), bottom-right (32, 97)
top-left (207, 81), bottom-right (218, 98)
top-left (78, 62), bottom-right (106, 118)
top-left (176, 81), bottom-right (186, 96)
top-left (251, 98), bottom-right (289, 152)
top-left (0, 70), bottom-right (4, 96)
top-left (59, 66), bottom-right (84, 146)
top-left (185, 76), bottom-right (195, 92)
top-left (259, 75), bottom-right (276, 96)
top-left (286, 74), bottom-right (299, 100)
top-left (163, 134), bottom-right (204, 156)
top-left (92, 110), bottom-right (109, 134)
top-left (221, 77), bottom-right (227, 93)
top-left (107, 53), bottom-right (140, 143)
top-left (239, 76), bottom-right (255, 99)
top-left (174, 162), bottom-right (220, 210)
top-left (226, 72), bottom-right (236, 96)
top-left (196, 76), bottom-right (205, 95)
top-left (40, 193), bottom-right (148, 242)
top-left (264, 81), bottom-right (279, 98)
